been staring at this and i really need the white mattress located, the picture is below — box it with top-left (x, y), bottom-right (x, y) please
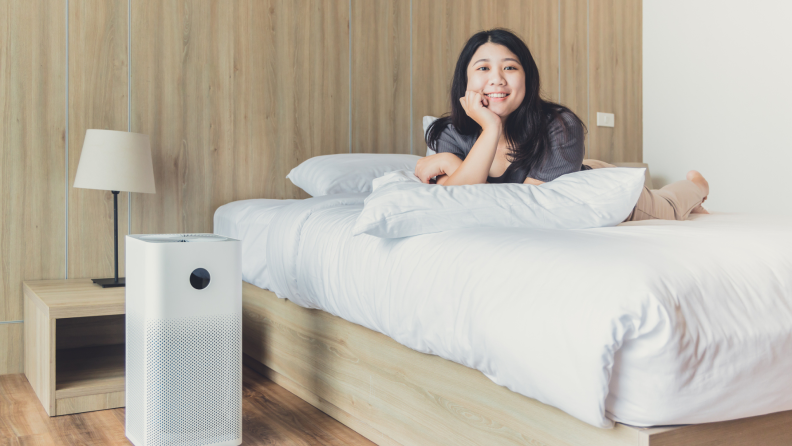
top-left (213, 198), bottom-right (299, 291)
top-left (214, 195), bottom-right (792, 428)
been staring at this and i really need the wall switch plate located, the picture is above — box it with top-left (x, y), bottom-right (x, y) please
top-left (597, 112), bottom-right (615, 127)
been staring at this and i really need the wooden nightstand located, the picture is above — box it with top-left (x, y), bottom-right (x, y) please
top-left (23, 279), bottom-right (125, 416)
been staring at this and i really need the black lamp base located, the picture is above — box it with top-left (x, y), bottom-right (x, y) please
top-left (91, 277), bottom-right (126, 288)
top-left (92, 191), bottom-right (125, 289)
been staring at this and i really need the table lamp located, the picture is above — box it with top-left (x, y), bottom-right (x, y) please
top-left (73, 129), bottom-right (156, 287)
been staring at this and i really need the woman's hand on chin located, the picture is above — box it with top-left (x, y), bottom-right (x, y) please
top-left (415, 153), bottom-right (463, 184)
top-left (460, 90), bottom-right (502, 132)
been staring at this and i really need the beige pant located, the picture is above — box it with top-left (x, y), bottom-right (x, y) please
top-left (582, 160), bottom-right (706, 222)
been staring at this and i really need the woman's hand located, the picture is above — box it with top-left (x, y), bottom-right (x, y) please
top-left (415, 153), bottom-right (463, 184)
top-left (459, 90), bottom-right (502, 132)
top-left (523, 176), bottom-right (544, 186)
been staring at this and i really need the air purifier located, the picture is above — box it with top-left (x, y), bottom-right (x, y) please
top-left (125, 234), bottom-right (242, 446)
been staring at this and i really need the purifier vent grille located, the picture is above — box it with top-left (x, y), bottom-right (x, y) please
top-left (144, 314), bottom-right (241, 446)
top-left (126, 310), bottom-right (144, 444)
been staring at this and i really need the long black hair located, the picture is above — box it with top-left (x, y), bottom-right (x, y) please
top-left (426, 28), bottom-right (585, 173)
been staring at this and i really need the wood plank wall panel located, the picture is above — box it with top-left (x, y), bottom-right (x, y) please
top-left (0, 0), bottom-right (66, 373)
top-left (589, 0), bottom-right (642, 162)
top-left (231, 0), bottom-right (288, 201)
top-left (0, 0), bottom-right (640, 375)
top-left (560, 0), bottom-right (589, 148)
top-left (0, 324), bottom-right (23, 375)
top-left (131, 0), bottom-right (350, 235)
top-left (68, 0), bottom-right (129, 280)
top-left (130, 0), bottom-right (233, 235)
top-left (237, 0), bottom-right (349, 196)
top-left (351, 0), bottom-right (410, 154)
top-left (411, 0), bottom-right (559, 154)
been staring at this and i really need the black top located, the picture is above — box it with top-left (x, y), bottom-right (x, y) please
top-left (431, 111), bottom-right (589, 183)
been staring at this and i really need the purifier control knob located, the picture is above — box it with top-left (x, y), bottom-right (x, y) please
top-left (190, 268), bottom-right (211, 290)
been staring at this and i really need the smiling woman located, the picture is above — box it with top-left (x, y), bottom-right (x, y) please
top-left (417, 28), bottom-right (711, 222)
top-left (417, 28), bottom-right (587, 187)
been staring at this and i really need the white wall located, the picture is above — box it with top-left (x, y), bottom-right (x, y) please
top-left (643, 0), bottom-right (792, 215)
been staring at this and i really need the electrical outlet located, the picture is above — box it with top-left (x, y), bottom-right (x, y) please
top-left (596, 112), bottom-right (615, 127)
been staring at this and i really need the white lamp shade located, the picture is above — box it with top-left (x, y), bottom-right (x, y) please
top-left (74, 129), bottom-right (156, 193)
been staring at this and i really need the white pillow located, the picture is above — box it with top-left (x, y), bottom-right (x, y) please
top-left (423, 116), bottom-right (438, 156)
top-left (353, 168), bottom-right (645, 238)
top-left (287, 153), bottom-right (422, 197)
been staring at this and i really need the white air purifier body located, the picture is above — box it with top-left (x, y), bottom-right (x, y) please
top-left (125, 234), bottom-right (242, 446)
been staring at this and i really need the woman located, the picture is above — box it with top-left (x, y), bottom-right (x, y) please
top-left (415, 28), bottom-right (709, 221)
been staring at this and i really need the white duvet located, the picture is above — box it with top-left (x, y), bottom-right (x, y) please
top-left (215, 195), bottom-right (792, 428)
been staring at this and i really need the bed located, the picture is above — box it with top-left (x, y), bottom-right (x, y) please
top-left (214, 196), bottom-right (792, 445)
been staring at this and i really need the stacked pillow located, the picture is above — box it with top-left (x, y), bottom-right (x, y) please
top-left (353, 169), bottom-right (645, 237)
top-left (285, 119), bottom-right (645, 237)
top-left (287, 116), bottom-right (440, 196)
top-left (287, 153), bottom-right (422, 197)
top-left (423, 116), bottom-right (438, 156)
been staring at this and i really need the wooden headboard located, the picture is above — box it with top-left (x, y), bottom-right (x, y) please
top-left (0, 0), bottom-right (641, 374)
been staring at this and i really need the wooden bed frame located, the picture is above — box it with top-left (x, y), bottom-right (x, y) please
top-left (241, 282), bottom-right (792, 446)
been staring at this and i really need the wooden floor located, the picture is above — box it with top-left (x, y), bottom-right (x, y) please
top-left (0, 366), bottom-right (375, 446)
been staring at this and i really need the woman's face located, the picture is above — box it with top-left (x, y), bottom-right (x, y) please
top-left (466, 43), bottom-right (526, 119)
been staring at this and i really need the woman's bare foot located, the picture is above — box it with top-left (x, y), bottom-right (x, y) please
top-left (687, 170), bottom-right (710, 214)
